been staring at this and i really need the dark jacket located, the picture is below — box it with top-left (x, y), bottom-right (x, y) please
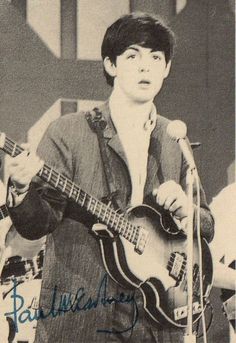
top-left (8, 101), bottom-right (214, 342)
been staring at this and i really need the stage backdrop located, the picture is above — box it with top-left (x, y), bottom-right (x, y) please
top-left (0, 1), bottom-right (234, 342)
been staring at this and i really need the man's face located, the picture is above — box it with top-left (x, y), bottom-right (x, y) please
top-left (107, 45), bottom-right (171, 103)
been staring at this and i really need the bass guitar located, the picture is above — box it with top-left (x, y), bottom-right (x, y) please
top-left (0, 132), bottom-right (213, 328)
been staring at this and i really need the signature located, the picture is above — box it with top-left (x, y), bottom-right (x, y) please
top-left (4, 273), bottom-right (139, 334)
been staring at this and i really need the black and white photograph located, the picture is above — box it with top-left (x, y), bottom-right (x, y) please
top-left (0, 1), bottom-right (235, 342)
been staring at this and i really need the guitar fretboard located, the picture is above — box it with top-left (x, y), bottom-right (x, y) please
top-left (1, 135), bottom-right (142, 246)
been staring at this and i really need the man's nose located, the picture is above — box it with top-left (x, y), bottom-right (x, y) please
top-left (138, 60), bottom-right (150, 72)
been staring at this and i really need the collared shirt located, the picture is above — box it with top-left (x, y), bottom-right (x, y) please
top-left (110, 103), bottom-right (157, 206)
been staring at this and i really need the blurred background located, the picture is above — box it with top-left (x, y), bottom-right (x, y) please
top-left (0, 0), bottom-right (235, 342)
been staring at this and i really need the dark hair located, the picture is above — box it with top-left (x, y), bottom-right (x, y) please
top-left (101, 12), bottom-right (175, 86)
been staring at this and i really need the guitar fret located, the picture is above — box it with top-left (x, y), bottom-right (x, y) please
top-left (11, 143), bottom-right (17, 157)
top-left (119, 213), bottom-right (125, 236)
top-left (81, 193), bottom-right (86, 206)
top-left (97, 203), bottom-right (103, 218)
top-left (121, 218), bottom-right (126, 237)
top-left (111, 211), bottom-right (116, 227)
top-left (129, 224), bottom-right (133, 241)
top-left (126, 224), bottom-right (130, 239)
top-left (87, 196), bottom-right (93, 211)
top-left (127, 224), bottom-right (132, 241)
top-left (134, 227), bottom-right (139, 244)
top-left (106, 209), bottom-right (112, 224)
top-left (102, 204), bottom-right (109, 222)
top-left (92, 199), bottom-right (98, 215)
top-left (115, 214), bottom-right (122, 233)
top-left (119, 216), bottom-right (123, 231)
top-left (130, 224), bottom-right (135, 243)
top-left (69, 183), bottom-right (74, 198)
top-left (62, 178), bottom-right (67, 193)
top-left (55, 173), bottom-right (60, 188)
top-left (47, 168), bottom-right (53, 182)
top-left (121, 217), bottom-right (126, 235)
top-left (126, 222), bottom-right (131, 239)
top-left (75, 188), bottom-right (81, 203)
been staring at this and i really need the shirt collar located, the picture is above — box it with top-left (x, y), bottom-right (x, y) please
top-left (143, 104), bottom-right (157, 132)
top-left (96, 100), bottom-right (158, 138)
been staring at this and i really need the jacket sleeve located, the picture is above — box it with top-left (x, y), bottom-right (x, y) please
top-left (7, 119), bottom-right (73, 240)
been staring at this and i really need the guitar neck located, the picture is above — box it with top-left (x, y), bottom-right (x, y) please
top-left (0, 204), bottom-right (8, 221)
top-left (0, 134), bottom-right (140, 246)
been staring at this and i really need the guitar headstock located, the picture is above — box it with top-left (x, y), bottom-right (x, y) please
top-left (0, 132), bottom-right (6, 149)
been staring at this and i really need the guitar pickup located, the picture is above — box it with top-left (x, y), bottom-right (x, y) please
top-left (135, 227), bottom-right (149, 255)
top-left (168, 252), bottom-right (186, 281)
top-left (174, 301), bottom-right (202, 321)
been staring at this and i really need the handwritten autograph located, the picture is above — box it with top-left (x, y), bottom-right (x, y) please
top-left (4, 273), bottom-right (139, 334)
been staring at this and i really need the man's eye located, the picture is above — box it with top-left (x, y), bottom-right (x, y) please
top-left (153, 55), bottom-right (161, 60)
top-left (127, 54), bottom-right (136, 59)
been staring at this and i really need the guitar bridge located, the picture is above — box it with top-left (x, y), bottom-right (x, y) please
top-left (174, 301), bottom-right (203, 321)
top-left (135, 227), bottom-right (149, 255)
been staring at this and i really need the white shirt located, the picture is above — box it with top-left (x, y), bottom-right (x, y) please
top-left (110, 102), bottom-right (157, 206)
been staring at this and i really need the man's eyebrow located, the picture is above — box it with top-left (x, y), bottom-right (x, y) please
top-left (126, 46), bottom-right (140, 52)
top-left (151, 49), bottom-right (164, 53)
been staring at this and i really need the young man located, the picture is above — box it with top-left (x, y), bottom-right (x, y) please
top-left (6, 12), bottom-right (214, 343)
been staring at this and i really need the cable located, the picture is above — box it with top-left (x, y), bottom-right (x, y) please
top-left (194, 169), bottom-right (208, 343)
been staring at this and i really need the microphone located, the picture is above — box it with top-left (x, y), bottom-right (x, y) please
top-left (167, 120), bottom-right (196, 169)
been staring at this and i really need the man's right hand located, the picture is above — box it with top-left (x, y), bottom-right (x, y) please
top-left (7, 150), bottom-right (44, 194)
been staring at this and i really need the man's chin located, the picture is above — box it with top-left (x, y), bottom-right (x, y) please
top-left (134, 95), bottom-right (154, 104)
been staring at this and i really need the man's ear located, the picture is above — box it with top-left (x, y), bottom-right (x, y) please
top-left (164, 60), bottom-right (172, 79)
top-left (103, 57), bottom-right (117, 78)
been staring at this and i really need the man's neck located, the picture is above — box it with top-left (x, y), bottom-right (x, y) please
top-left (109, 90), bottom-right (154, 127)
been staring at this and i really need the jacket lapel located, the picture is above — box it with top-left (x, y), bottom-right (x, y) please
top-left (144, 116), bottom-right (164, 195)
top-left (97, 101), bottom-right (129, 168)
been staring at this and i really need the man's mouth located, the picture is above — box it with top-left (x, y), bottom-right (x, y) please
top-left (139, 80), bottom-right (151, 84)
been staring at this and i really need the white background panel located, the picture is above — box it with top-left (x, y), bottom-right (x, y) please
top-left (27, 0), bottom-right (61, 58)
top-left (77, 0), bottom-right (130, 60)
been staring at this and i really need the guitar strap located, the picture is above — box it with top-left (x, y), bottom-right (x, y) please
top-left (85, 108), bottom-right (123, 212)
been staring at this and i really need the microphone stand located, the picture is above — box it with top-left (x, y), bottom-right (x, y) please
top-left (184, 165), bottom-right (197, 343)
